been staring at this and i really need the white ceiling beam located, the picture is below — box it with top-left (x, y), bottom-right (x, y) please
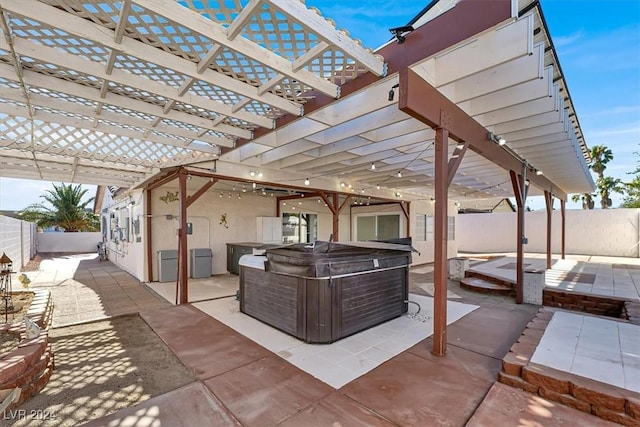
top-left (249, 118), bottom-right (329, 151)
top-left (267, 0), bottom-right (385, 77)
top-left (1, 0), bottom-right (302, 117)
top-left (412, 15), bottom-right (533, 87)
top-left (260, 139), bottom-right (321, 165)
top-left (1, 148), bottom-right (154, 174)
top-left (134, 0), bottom-right (341, 98)
top-left (0, 87), bottom-right (232, 148)
top-left (226, 0), bottom-right (263, 40)
top-left (1, 35), bottom-right (274, 129)
top-left (307, 77), bottom-right (399, 127)
top-left (306, 106), bottom-right (408, 144)
top-left (0, 104), bottom-right (221, 156)
top-left (358, 118), bottom-right (429, 143)
top-left (69, 156), bottom-right (80, 182)
top-left (438, 43), bottom-right (544, 103)
top-left (0, 63), bottom-right (249, 140)
top-left (465, 66), bottom-right (553, 116)
top-left (491, 109), bottom-right (564, 135)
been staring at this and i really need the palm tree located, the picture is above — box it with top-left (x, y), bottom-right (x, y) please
top-left (589, 145), bottom-right (614, 179)
top-left (596, 176), bottom-right (624, 209)
top-left (571, 193), bottom-right (595, 210)
top-left (622, 175), bottom-right (640, 208)
top-left (18, 183), bottom-right (99, 232)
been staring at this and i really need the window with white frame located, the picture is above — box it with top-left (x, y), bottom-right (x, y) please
top-left (415, 214), bottom-right (426, 241)
top-left (356, 214), bottom-right (400, 241)
top-left (415, 214), bottom-right (435, 242)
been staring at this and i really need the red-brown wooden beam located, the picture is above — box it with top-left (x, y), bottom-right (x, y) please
top-left (447, 142), bottom-right (469, 187)
top-left (332, 193), bottom-right (339, 241)
top-left (147, 168), bottom-right (179, 191)
top-left (510, 170), bottom-right (524, 304)
top-left (398, 68), bottom-right (567, 200)
top-left (227, 0), bottom-right (513, 154)
top-left (544, 191), bottom-right (553, 269)
top-left (178, 168), bottom-right (189, 304)
top-left (186, 179), bottom-right (217, 209)
top-left (561, 199), bottom-right (566, 259)
top-left (433, 127), bottom-right (449, 356)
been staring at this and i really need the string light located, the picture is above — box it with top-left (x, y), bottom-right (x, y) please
top-left (304, 178), bottom-right (310, 185)
top-left (371, 163), bottom-right (376, 170)
top-left (397, 171), bottom-right (402, 178)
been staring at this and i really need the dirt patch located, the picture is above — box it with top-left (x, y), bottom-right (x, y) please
top-left (21, 255), bottom-right (42, 272)
top-left (3, 315), bottom-right (195, 427)
top-left (0, 292), bottom-right (34, 358)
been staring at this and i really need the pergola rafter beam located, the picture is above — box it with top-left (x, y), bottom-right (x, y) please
top-left (0, 88), bottom-right (228, 150)
top-left (0, 104), bottom-right (221, 155)
top-left (267, 0), bottom-right (386, 77)
top-left (1, 0), bottom-right (301, 118)
top-left (134, 0), bottom-right (341, 98)
top-left (0, 35), bottom-right (274, 129)
top-left (0, 63), bottom-right (248, 141)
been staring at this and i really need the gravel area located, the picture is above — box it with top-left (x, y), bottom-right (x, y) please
top-left (3, 315), bottom-right (195, 427)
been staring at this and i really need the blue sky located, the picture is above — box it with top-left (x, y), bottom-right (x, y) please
top-left (1, 0), bottom-right (638, 211)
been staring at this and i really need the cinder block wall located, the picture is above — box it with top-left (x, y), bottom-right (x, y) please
top-left (0, 215), bottom-right (36, 269)
top-left (458, 208), bottom-right (640, 257)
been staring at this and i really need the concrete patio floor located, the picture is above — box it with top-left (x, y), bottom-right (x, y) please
top-left (13, 252), bottom-right (626, 425)
top-left (464, 252), bottom-right (640, 301)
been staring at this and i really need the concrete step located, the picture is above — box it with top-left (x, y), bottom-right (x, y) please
top-left (460, 277), bottom-right (513, 295)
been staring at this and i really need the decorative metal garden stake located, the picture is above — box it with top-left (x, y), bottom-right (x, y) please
top-left (0, 253), bottom-right (14, 323)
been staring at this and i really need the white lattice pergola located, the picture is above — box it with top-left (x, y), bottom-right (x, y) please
top-left (0, 0), bottom-right (384, 188)
top-left (0, 0), bottom-right (593, 202)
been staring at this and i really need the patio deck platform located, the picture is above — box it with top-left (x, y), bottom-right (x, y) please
top-left (465, 253), bottom-right (640, 301)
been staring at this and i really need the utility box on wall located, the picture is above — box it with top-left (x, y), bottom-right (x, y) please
top-left (256, 217), bottom-right (282, 244)
top-left (190, 248), bottom-right (212, 279)
top-left (157, 250), bottom-right (178, 282)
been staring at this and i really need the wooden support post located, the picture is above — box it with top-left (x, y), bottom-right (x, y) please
top-left (544, 191), bottom-right (553, 269)
top-left (433, 127), bottom-right (449, 356)
top-left (178, 168), bottom-right (189, 304)
top-left (510, 170), bottom-right (524, 304)
top-left (561, 198), bottom-right (566, 259)
top-left (332, 193), bottom-right (339, 241)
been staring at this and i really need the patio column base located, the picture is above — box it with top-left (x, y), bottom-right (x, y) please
top-left (523, 269), bottom-right (545, 305)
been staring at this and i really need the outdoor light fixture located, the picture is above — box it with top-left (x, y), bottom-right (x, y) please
top-left (376, 184), bottom-right (381, 190)
top-left (340, 182), bottom-right (346, 188)
top-left (389, 25), bottom-right (414, 44)
top-left (388, 83), bottom-right (400, 101)
top-left (371, 162), bottom-right (376, 170)
top-left (249, 170), bottom-right (263, 178)
top-left (488, 132), bottom-right (506, 146)
top-left (304, 178), bottom-right (310, 186)
top-left (397, 171), bottom-right (402, 178)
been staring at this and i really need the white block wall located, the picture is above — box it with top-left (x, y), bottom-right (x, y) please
top-left (458, 208), bottom-right (640, 257)
top-left (36, 232), bottom-right (103, 253)
top-left (0, 215), bottom-right (36, 270)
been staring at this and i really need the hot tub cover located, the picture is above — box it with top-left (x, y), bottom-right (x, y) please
top-left (265, 240), bottom-right (413, 279)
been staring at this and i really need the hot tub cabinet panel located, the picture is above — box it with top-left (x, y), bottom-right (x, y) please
top-left (239, 242), bottom-right (411, 343)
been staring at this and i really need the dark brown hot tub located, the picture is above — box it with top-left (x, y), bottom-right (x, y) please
top-left (239, 241), bottom-right (411, 343)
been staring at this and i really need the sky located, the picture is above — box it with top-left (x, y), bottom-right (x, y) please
top-left (0, 0), bottom-right (638, 211)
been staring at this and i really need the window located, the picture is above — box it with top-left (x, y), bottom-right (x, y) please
top-left (356, 214), bottom-right (400, 241)
top-left (415, 214), bottom-right (434, 242)
top-left (448, 216), bottom-right (455, 241)
top-left (415, 214), bottom-right (426, 241)
top-left (282, 213), bottom-right (317, 244)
